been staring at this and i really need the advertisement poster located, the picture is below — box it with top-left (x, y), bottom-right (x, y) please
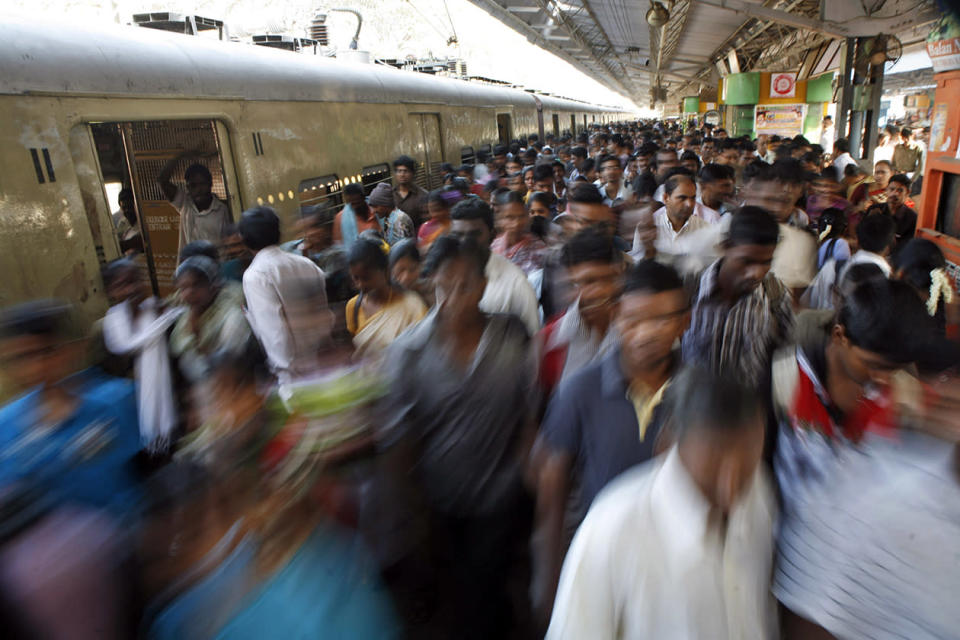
top-left (770, 72), bottom-right (797, 98)
top-left (754, 104), bottom-right (807, 137)
top-left (927, 14), bottom-right (960, 73)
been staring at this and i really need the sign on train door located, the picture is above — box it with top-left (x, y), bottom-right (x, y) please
top-left (409, 113), bottom-right (444, 190)
top-left (90, 119), bottom-right (235, 296)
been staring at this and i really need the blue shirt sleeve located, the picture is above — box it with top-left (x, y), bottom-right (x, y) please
top-left (538, 377), bottom-right (582, 457)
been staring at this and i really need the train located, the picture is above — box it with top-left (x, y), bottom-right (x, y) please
top-left (0, 16), bottom-right (629, 322)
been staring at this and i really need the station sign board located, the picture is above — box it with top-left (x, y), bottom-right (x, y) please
top-left (770, 72), bottom-right (797, 98)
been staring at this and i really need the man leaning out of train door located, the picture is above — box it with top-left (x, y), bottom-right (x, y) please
top-left (158, 149), bottom-right (233, 262)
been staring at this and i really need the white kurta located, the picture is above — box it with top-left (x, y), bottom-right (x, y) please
top-left (548, 448), bottom-right (778, 640)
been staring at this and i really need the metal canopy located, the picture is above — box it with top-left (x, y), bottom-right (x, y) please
top-left (464, 0), bottom-right (942, 106)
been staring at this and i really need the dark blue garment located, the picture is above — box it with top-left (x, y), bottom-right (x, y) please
top-left (539, 349), bottom-right (666, 507)
top-left (0, 372), bottom-right (142, 517)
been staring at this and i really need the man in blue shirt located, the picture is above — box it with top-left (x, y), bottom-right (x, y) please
top-left (532, 259), bottom-right (690, 619)
top-left (0, 300), bottom-right (142, 517)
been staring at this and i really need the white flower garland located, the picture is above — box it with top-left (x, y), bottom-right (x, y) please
top-left (927, 268), bottom-right (954, 316)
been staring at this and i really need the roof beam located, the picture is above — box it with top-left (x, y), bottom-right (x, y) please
top-left (693, 0), bottom-right (940, 37)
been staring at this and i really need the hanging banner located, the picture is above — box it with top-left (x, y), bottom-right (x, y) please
top-left (755, 104), bottom-right (807, 137)
top-left (770, 72), bottom-right (797, 98)
top-left (927, 14), bottom-right (960, 73)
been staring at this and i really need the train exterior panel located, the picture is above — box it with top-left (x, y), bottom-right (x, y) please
top-left (0, 17), bottom-right (628, 322)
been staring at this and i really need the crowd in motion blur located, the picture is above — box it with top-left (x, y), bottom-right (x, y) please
top-left (3, 118), bottom-right (960, 640)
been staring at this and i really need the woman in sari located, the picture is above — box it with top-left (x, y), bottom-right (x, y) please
top-left (168, 256), bottom-right (251, 387)
top-left (345, 239), bottom-right (427, 357)
top-left (417, 187), bottom-right (458, 252)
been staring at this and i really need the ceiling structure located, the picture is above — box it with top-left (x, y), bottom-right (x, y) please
top-left (464, 0), bottom-right (944, 107)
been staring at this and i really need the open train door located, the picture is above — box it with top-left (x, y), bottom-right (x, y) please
top-left (90, 119), bottom-right (236, 296)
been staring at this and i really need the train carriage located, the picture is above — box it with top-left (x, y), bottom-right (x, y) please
top-left (0, 16), bottom-right (626, 322)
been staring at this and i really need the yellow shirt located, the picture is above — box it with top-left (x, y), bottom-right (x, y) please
top-left (627, 379), bottom-right (670, 442)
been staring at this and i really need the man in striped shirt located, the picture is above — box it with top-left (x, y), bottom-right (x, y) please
top-left (681, 206), bottom-right (794, 391)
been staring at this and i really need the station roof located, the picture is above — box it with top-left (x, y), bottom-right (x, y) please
top-left (464, 0), bottom-right (943, 106)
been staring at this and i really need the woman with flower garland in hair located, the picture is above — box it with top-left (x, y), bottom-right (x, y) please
top-left (892, 238), bottom-right (957, 336)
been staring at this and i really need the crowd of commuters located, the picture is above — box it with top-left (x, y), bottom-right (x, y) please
top-left (2, 117), bottom-right (960, 640)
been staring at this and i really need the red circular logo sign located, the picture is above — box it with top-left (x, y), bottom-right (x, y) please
top-left (773, 74), bottom-right (795, 95)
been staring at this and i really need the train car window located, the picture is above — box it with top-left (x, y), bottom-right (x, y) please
top-left (89, 119), bottom-right (232, 297)
top-left (298, 174), bottom-right (342, 215)
top-left (552, 114), bottom-right (560, 137)
top-left (936, 173), bottom-right (960, 240)
top-left (461, 146), bottom-right (475, 166)
top-left (570, 114), bottom-right (577, 136)
top-left (360, 164), bottom-right (391, 195)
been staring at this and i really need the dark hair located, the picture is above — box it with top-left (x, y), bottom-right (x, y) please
top-left (580, 158), bottom-right (596, 174)
top-left (632, 171), bottom-right (658, 199)
top-left (389, 238), bottom-right (421, 270)
top-left (834, 138), bottom-right (850, 153)
top-left (101, 257), bottom-right (140, 288)
top-left (874, 159), bottom-right (893, 170)
top-left (571, 146), bottom-right (588, 159)
top-left (817, 207), bottom-right (846, 240)
top-left (533, 164), bottom-right (555, 182)
top-left (566, 181), bottom-right (605, 205)
top-left (423, 235), bottom-right (488, 279)
top-left (680, 150), bottom-right (701, 169)
top-left (451, 177), bottom-right (471, 195)
top-left (665, 366), bottom-right (763, 438)
top-left (726, 206), bottom-right (780, 247)
top-left (0, 299), bottom-right (73, 340)
top-left (493, 144), bottom-right (508, 156)
top-left (892, 238), bottom-right (946, 293)
top-left (716, 138), bottom-right (738, 153)
top-left (771, 158), bottom-right (806, 185)
top-left (663, 171), bottom-right (695, 196)
top-left (742, 160), bottom-right (773, 184)
top-left (818, 166), bottom-right (840, 183)
top-left (597, 154), bottom-right (620, 171)
top-left (238, 206), bottom-right (281, 250)
top-left (623, 259), bottom-right (684, 296)
top-left (495, 189), bottom-right (526, 208)
top-left (393, 155), bottom-right (417, 172)
top-left (118, 188), bottom-right (133, 201)
top-left (900, 126), bottom-right (913, 139)
top-left (888, 173), bottom-right (911, 189)
top-left (451, 197), bottom-right (495, 231)
top-left (650, 147), bottom-right (677, 171)
top-left (837, 263), bottom-right (887, 298)
top-left (343, 183), bottom-right (364, 197)
top-left (560, 228), bottom-right (619, 268)
top-left (856, 212), bottom-right (895, 253)
top-left (698, 162), bottom-right (735, 184)
top-left (637, 141), bottom-right (659, 157)
top-left (348, 238), bottom-right (389, 272)
top-left (837, 279), bottom-right (931, 363)
top-left (843, 163), bottom-right (865, 177)
top-left (179, 240), bottom-right (219, 263)
top-left (184, 163), bottom-right (212, 185)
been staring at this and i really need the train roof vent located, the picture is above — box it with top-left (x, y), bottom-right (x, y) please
top-left (252, 35), bottom-right (320, 54)
top-left (132, 12), bottom-right (226, 40)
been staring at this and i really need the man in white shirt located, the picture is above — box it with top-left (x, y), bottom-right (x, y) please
top-left (819, 115), bottom-right (835, 153)
top-left (447, 197), bottom-right (540, 335)
top-left (873, 124), bottom-right (899, 164)
top-left (831, 138), bottom-right (858, 175)
top-left (547, 366), bottom-right (777, 640)
top-left (158, 152), bottom-right (233, 259)
top-left (239, 206), bottom-right (332, 386)
top-left (594, 154), bottom-right (633, 209)
top-left (632, 174), bottom-right (710, 263)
